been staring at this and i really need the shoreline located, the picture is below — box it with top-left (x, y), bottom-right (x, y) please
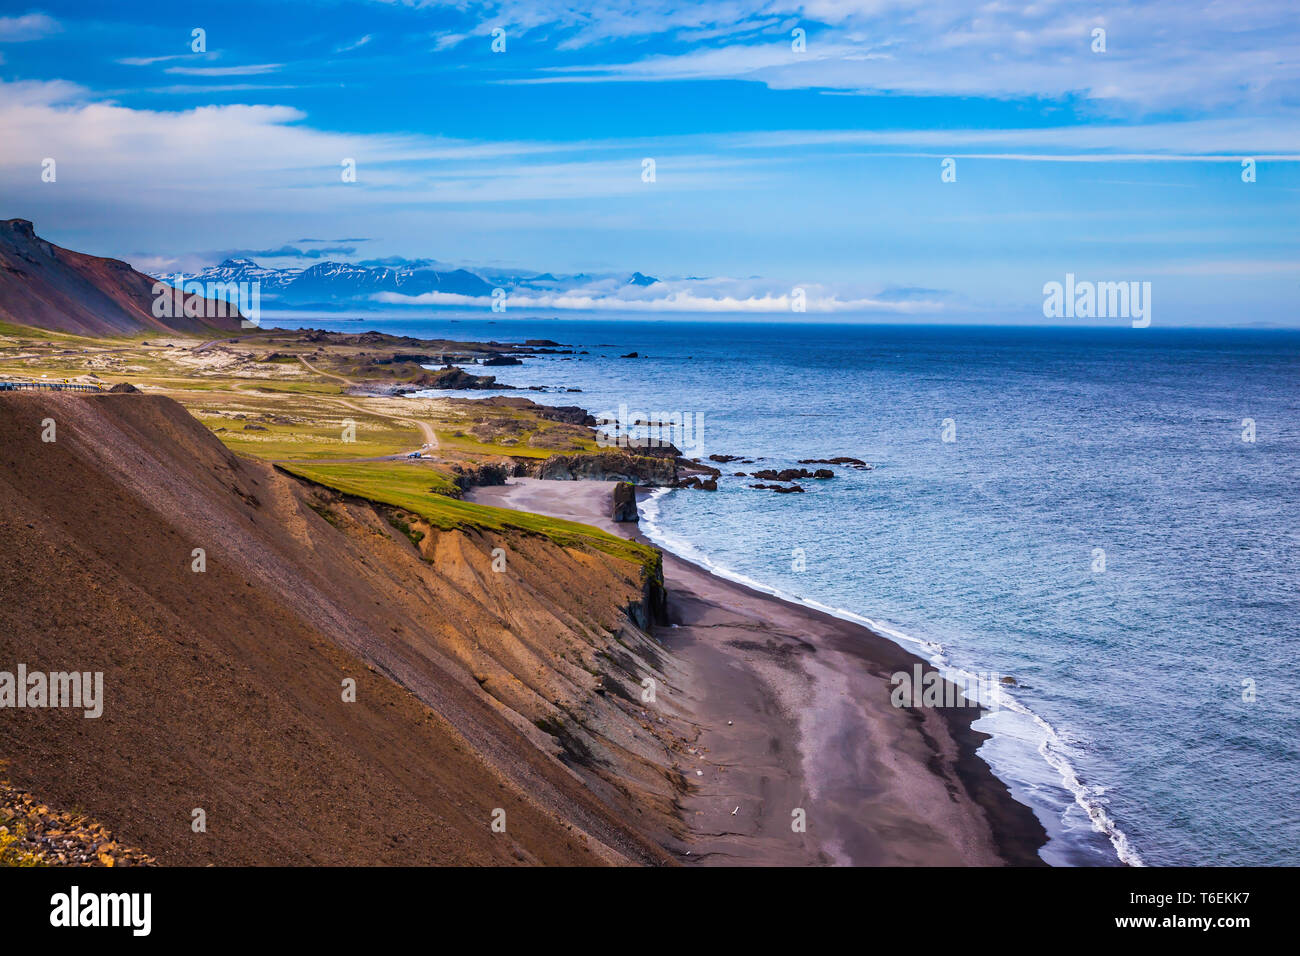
top-left (468, 478), bottom-right (1048, 865)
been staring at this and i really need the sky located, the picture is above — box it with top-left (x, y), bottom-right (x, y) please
top-left (0, 1), bottom-right (1298, 325)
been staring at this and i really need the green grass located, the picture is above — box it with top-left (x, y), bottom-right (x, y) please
top-left (434, 428), bottom-right (555, 459)
top-left (280, 459), bottom-right (462, 500)
top-left (434, 416), bottom-right (602, 459)
top-left (280, 460), bottom-right (660, 571)
top-left (0, 320), bottom-right (153, 345)
top-left (210, 431), bottom-right (410, 460)
top-left (193, 408), bottom-right (417, 460)
top-left (234, 380), bottom-right (345, 396)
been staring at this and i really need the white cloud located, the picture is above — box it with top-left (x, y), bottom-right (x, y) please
top-left (721, 121), bottom-right (1300, 158)
top-left (335, 34), bottom-right (373, 53)
top-left (374, 275), bottom-right (948, 314)
top-left (165, 63), bottom-right (284, 76)
top-left (0, 12), bottom-right (60, 42)
top-left (0, 80), bottom-right (742, 215)
top-left (433, 33), bottom-right (468, 51)
top-left (2, 78), bottom-right (1294, 233)
top-left (118, 53), bottom-right (204, 66)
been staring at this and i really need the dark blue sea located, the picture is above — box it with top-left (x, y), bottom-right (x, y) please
top-left (266, 313), bottom-right (1300, 866)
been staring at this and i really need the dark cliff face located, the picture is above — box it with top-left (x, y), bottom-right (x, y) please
top-left (632, 553), bottom-right (669, 629)
top-left (0, 218), bottom-right (245, 336)
top-left (535, 451), bottom-right (679, 486)
top-left (612, 481), bottom-right (639, 522)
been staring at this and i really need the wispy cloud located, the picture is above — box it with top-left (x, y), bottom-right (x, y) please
top-left (394, 0), bottom-right (1300, 114)
top-left (1146, 259), bottom-right (1300, 276)
top-left (720, 122), bottom-right (1300, 159)
top-left (433, 33), bottom-right (467, 51)
top-left (164, 63), bottom-right (284, 77)
top-left (217, 245), bottom-right (360, 259)
top-left (335, 34), bottom-right (373, 53)
top-left (118, 52), bottom-right (206, 66)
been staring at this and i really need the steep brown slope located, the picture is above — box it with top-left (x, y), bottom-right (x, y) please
top-left (0, 219), bottom-right (243, 337)
top-left (0, 391), bottom-right (684, 865)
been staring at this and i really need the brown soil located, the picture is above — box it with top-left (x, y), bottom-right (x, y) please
top-left (0, 392), bottom-right (684, 865)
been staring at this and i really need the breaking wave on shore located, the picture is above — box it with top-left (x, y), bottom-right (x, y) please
top-left (639, 487), bottom-right (1143, 867)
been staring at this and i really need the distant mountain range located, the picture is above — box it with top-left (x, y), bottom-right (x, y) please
top-left (0, 217), bottom-right (665, 334)
top-left (159, 257), bottom-right (660, 310)
top-left (0, 219), bottom-right (243, 337)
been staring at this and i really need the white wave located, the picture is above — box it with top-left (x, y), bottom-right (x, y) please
top-left (639, 485), bottom-right (1144, 867)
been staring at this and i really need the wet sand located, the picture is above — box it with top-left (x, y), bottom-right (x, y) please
top-left (468, 478), bottom-right (1048, 866)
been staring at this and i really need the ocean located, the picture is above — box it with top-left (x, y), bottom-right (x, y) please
top-left (266, 314), bottom-right (1300, 866)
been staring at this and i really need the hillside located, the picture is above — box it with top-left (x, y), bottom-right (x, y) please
top-left (0, 390), bottom-right (686, 865)
top-left (0, 220), bottom-right (244, 337)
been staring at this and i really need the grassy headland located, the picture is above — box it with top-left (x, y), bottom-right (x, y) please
top-left (0, 323), bottom-right (655, 569)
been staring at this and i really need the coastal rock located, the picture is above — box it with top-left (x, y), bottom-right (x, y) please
top-left (752, 467), bottom-right (824, 482)
top-left (534, 404), bottom-right (597, 426)
top-left (455, 396), bottom-right (597, 426)
top-left (536, 451), bottom-right (677, 485)
top-left (798, 457), bottom-right (872, 470)
top-left (481, 354), bottom-right (523, 366)
top-left (371, 352), bottom-right (435, 365)
top-left (673, 476), bottom-right (717, 491)
top-left (680, 459), bottom-right (721, 477)
top-left (448, 459), bottom-right (514, 492)
top-left (611, 481), bottom-right (639, 522)
top-left (410, 366), bottom-right (504, 390)
top-left (749, 483), bottom-right (805, 493)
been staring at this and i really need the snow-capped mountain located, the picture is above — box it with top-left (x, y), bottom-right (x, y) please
top-left (163, 257), bottom-right (295, 289)
top-left (158, 257), bottom-right (658, 308)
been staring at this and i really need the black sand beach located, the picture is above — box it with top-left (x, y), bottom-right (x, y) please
top-left (469, 478), bottom-right (1048, 866)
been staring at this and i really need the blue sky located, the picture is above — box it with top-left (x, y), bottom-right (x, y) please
top-left (1, 1), bottom-right (1298, 324)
